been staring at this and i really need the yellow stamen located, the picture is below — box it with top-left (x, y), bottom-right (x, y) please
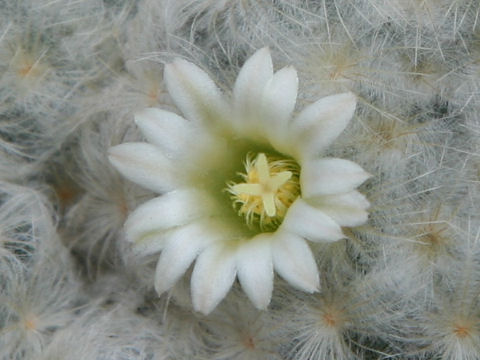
top-left (227, 152), bottom-right (300, 230)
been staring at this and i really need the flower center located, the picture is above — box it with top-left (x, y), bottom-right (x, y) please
top-left (226, 152), bottom-right (300, 230)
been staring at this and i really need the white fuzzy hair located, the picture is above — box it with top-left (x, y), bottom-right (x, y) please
top-left (0, 0), bottom-right (479, 358)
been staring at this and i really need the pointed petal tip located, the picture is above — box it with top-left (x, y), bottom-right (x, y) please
top-left (194, 305), bottom-right (213, 316)
top-left (107, 144), bottom-right (120, 157)
top-left (163, 62), bottom-right (173, 78)
top-left (305, 271), bottom-right (321, 293)
top-left (133, 108), bottom-right (155, 126)
top-left (154, 281), bottom-right (165, 296)
top-left (343, 92), bottom-right (357, 112)
top-left (252, 301), bottom-right (270, 311)
top-left (251, 284), bottom-right (273, 310)
top-left (341, 91), bottom-right (357, 103)
top-left (298, 274), bottom-right (320, 294)
top-left (332, 228), bottom-right (346, 242)
top-left (334, 91), bottom-right (357, 111)
top-left (107, 143), bottom-right (140, 161)
top-left (107, 145), bottom-right (123, 165)
top-left (358, 172), bottom-right (373, 189)
top-left (154, 251), bottom-right (186, 296)
top-left (167, 58), bottom-right (194, 75)
top-left (154, 267), bottom-right (169, 296)
top-left (163, 59), bottom-right (187, 81)
top-left (278, 65), bottom-right (298, 77)
top-left (364, 199), bottom-right (371, 209)
top-left (165, 57), bottom-right (199, 75)
top-left (192, 297), bottom-right (217, 315)
top-left (258, 46), bottom-right (271, 56)
top-left (171, 57), bottom-right (186, 65)
top-left (251, 47), bottom-right (272, 67)
top-left (163, 58), bottom-right (185, 81)
top-left (154, 277), bottom-right (171, 297)
top-left (166, 57), bottom-right (187, 68)
top-left (122, 226), bottom-right (135, 243)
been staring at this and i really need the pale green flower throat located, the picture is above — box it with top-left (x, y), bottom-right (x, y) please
top-left (226, 152), bottom-right (301, 230)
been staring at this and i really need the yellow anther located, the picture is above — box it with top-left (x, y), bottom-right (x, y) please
top-left (227, 152), bottom-right (300, 230)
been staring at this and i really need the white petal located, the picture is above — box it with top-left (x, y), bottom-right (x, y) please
top-left (236, 234), bottom-right (273, 310)
top-left (154, 219), bottom-right (227, 295)
top-left (281, 199), bottom-right (344, 242)
top-left (191, 245), bottom-right (237, 314)
top-left (260, 66), bottom-right (298, 151)
top-left (124, 189), bottom-right (215, 247)
top-left (311, 191), bottom-right (370, 227)
top-left (233, 48), bottom-right (273, 122)
top-left (291, 92), bottom-right (356, 160)
top-left (134, 108), bottom-right (192, 158)
top-left (301, 158), bottom-right (371, 197)
top-left (271, 232), bottom-right (319, 293)
top-left (129, 233), bottom-right (166, 257)
top-left (164, 59), bottom-right (228, 124)
top-left (108, 142), bottom-right (176, 193)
